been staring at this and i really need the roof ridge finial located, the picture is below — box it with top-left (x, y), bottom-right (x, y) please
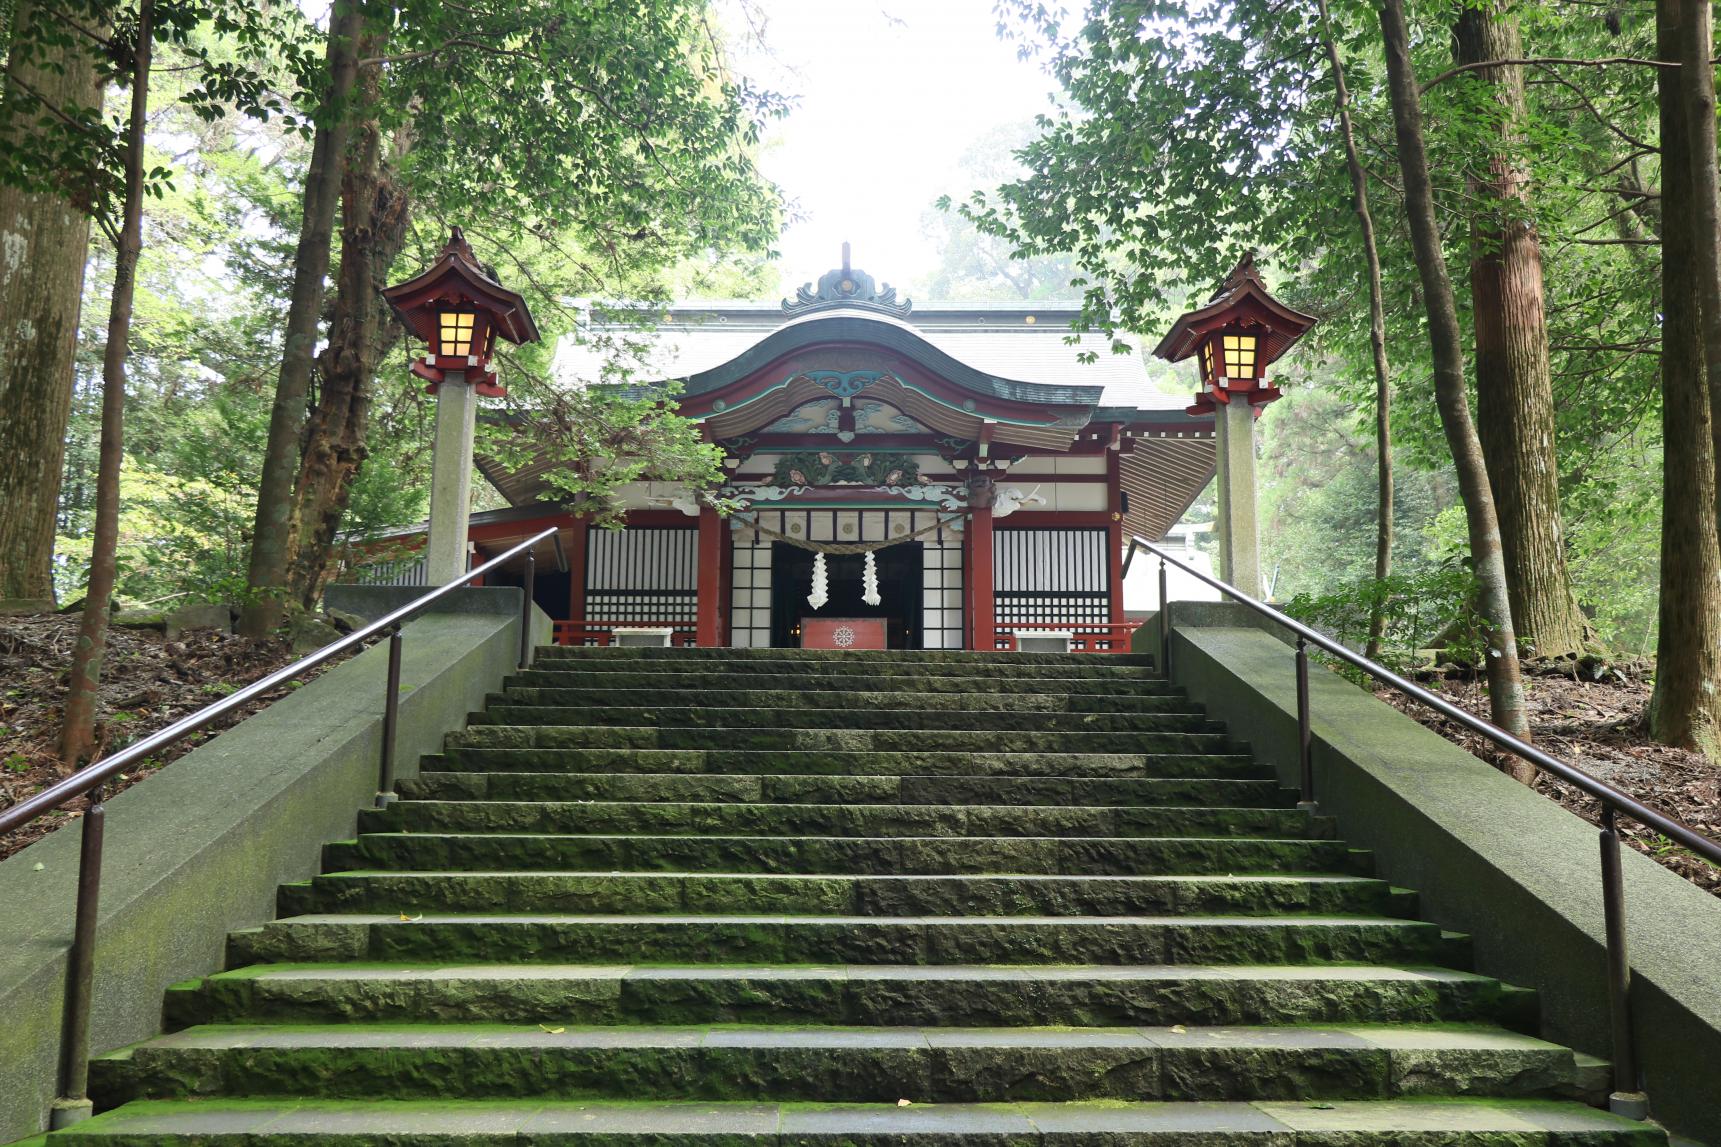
top-left (781, 244), bottom-right (912, 317)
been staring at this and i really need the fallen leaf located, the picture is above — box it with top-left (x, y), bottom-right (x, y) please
top-left (1170, 1025), bottom-right (1187, 1034)
top-left (397, 913), bottom-right (423, 923)
top-left (540, 1024), bottom-right (566, 1034)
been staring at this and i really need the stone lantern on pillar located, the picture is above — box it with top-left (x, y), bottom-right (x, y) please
top-left (384, 227), bottom-right (540, 585)
top-left (1152, 253), bottom-right (1315, 596)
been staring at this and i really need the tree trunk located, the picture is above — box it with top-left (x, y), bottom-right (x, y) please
top-left (237, 0), bottom-right (363, 637)
top-left (1453, 5), bottom-right (1591, 660)
top-left (1377, 0), bottom-right (1533, 775)
top-left (0, 2), bottom-right (104, 603)
top-left (1649, 0), bottom-right (1721, 758)
top-left (1677, 0), bottom-right (1721, 544)
top-left (286, 63), bottom-right (413, 607)
top-left (1316, 0), bottom-right (1393, 660)
top-left (60, 0), bottom-right (152, 767)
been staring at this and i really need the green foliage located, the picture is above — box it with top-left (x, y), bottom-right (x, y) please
top-left (0, 0), bottom-right (317, 240)
top-left (42, 1), bottom-right (783, 601)
top-left (960, 0), bottom-right (1667, 657)
top-left (1283, 565), bottom-right (1484, 680)
top-left (920, 123), bottom-right (1084, 301)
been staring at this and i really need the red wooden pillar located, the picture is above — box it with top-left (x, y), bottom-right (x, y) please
top-left (966, 498), bottom-right (995, 652)
top-left (1107, 449), bottom-right (1125, 625)
top-left (718, 517), bottom-right (734, 646)
top-left (565, 515), bottom-right (588, 643)
top-left (696, 505), bottom-right (723, 647)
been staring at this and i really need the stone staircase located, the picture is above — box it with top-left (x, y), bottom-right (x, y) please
top-left (61, 648), bottom-right (1664, 1143)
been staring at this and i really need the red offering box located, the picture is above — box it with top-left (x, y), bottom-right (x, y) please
top-left (801, 617), bottom-right (887, 650)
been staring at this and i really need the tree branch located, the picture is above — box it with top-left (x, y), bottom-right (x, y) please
top-left (1420, 55), bottom-right (1685, 91)
top-left (1523, 62), bottom-right (1659, 153)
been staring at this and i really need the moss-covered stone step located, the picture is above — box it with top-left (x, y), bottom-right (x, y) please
top-left (89, 1021), bottom-right (1583, 1106)
top-left (50, 1095), bottom-right (1670, 1146)
top-left (227, 913), bottom-right (1455, 968)
top-left (433, 748), bottom-right (1267, 780)
top-left (509, 669), bottom-right (1180, 696)
top-left (498, 689), bottom-right (1195, 716)
top-left (532, 647), bottom-right (1157, 672)
top-left (324, 833), bottom-right (1354, 878)
top-left (169, 963), bottom-right (1526, 1029)
top-left (397, 772), bottom-right (1292, 809)
top-left (475, 706), bottom-right (1215, 735)
top-left (280, 871), bottom-right (1395, 918)
top-left (360, 801), bottom-right (1322, 842)
top-left (450, 726), bottom-right (1235, 755)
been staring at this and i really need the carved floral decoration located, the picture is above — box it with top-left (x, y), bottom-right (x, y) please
top-left (770, 452), bottom-right (921, 488)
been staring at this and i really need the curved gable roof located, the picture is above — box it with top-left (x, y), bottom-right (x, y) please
top-left (677, 309), bottom-right (1106, 410)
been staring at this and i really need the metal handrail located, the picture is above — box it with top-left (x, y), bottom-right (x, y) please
top-left (1126, 533), bottom-right (1720, 1120)
top-left (4, 525), bottom-right (564, 1128)
top-left (1125, 536), bottom-right (1721, 864)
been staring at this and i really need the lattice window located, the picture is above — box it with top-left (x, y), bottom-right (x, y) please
top-left (580, 526), bottom-right (698, 645)
top-left (993, 527), bottom-right (1113, 647)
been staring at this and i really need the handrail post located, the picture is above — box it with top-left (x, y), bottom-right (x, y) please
top-left (1599, 807), bottom-right (1648, 1119)
top-left (519, 547), bottom-right (536, 670)
top-left (1295, 636), bottom-right (1314, 808)
top-left (1157, 557), bottom-right (1171, 678)
top-left (376, 627), bottom-right (404, 808)
top-left (51, 782), bottom-right (107, 1128)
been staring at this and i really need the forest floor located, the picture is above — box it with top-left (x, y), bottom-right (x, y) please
top-left (0, 613), bottom-right (353, 861)
top-left (1383, 666), bottom-right (1721, 899)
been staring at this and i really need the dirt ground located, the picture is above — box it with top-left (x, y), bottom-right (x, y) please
top-left (0, 613), bottom-right (351, 861)
top-left (1379, 666), bottom-right (1721, 898)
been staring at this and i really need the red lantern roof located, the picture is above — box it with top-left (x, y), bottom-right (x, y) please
top-left (383, 226), bottom-right (540, 348)
top-left (1151, 253), bottom-right (1316, 368)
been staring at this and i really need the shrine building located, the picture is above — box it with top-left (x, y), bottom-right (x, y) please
top-left (359, 248), bottom-right (1312, 652)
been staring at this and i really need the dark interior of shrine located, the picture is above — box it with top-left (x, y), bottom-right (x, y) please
top-left (770, 541), bottom-right (923, 649)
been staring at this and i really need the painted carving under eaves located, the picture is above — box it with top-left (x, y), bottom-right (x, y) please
top-left (721, 480), bottom-right (966, 514)
top-left (771, 452), bottom-right (921, 488)
top-left (765, 398), bottom-right (925, 437)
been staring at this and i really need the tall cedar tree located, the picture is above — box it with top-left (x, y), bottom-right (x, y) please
top-left (237, 0), bottom-right (362, 637)
top-left (1316, 0), bottom-right (1394, 660)
top-left (243, 0), bottom-right (780, 613)
top-left (1377, 0), bottom-right (1532, 764)
top-left (0, 3), bottom-right (105, 603)
top-left (1452, 1), bottom-right (1592, 658)
top-left (37, 0), bottom-right (306, 760)
top-left (1648, 0), bottom-right (1721, 757)
top-left (287, 42), bottom-right (412, 606)
top-left (61, 0), bottom-right (152, 766)
top-left (1679, 0), bottom-right (1721, 538)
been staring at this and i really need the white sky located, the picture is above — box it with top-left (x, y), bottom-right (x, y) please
top-left (722, 0), bottom-right (1058, 300)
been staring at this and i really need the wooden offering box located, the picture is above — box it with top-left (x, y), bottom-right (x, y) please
top-left (801, 617), bottom-right (887, 650)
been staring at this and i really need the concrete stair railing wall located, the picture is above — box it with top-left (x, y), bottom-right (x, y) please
top-left (0, 587), bottom-right (549, 1144)
top-left (1158, 615), bottom-right (1721, 1144)
top-left (48, 647), bottom-right (1673, 1144)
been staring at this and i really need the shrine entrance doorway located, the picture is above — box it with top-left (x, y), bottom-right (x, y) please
top-left (770, 541), bottom-right (924, 649)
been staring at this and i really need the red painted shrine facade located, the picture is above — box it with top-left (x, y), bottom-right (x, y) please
top-left (356, 255), bottom-right (1288, 652)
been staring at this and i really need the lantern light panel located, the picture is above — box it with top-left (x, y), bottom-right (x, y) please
top-left (1221, 333), bottom-right (1258, 380)
top-left (439, 311), bottom-right (477, 358)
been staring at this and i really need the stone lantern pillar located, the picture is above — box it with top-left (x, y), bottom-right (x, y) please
top-left (1152, 254), bottom-right (1316, 597)
top-left (383, 228), bottom-right (540, 585)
